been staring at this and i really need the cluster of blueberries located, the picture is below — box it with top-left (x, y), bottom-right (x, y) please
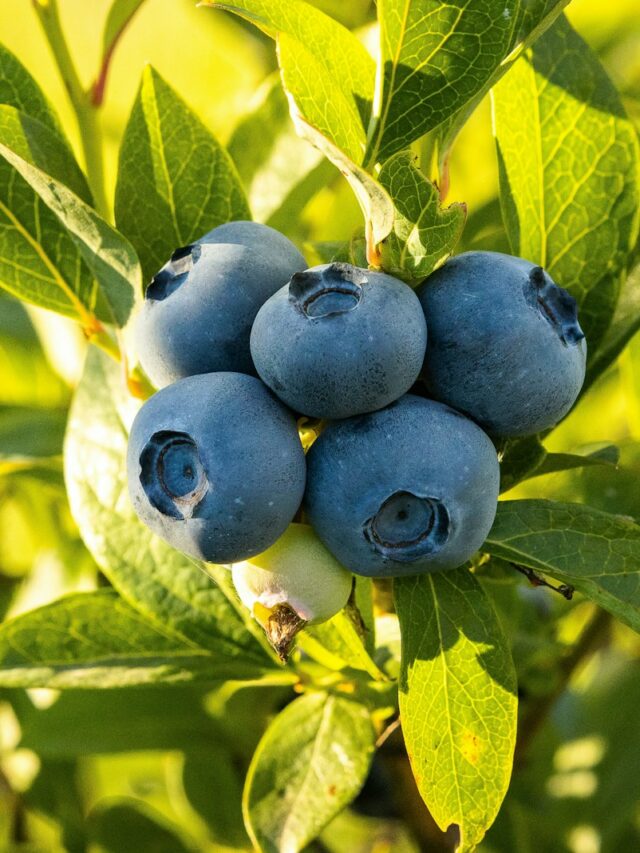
top-left (127, 221), bottom-right (586, 624)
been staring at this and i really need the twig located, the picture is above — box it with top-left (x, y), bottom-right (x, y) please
top-left (510, 562), bottom-right (574, 600)
top-left (91, 3), bottom-right (145, 106)
top-left (0, 764), bottom-right (27, 844)
top-left (376, 716), bottom-right (401, 749)
top-left (515, 607), bottom-right (612, 767)
top-left (33, 0), bottom-right (109, 217)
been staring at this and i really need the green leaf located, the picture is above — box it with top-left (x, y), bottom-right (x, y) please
top-left (0, 105), bottom-right (138, 327)
top-left (204, 0), bottom-right (375, 158)
top-left (103, 0), bottom-right (147, 56)
top-left (0, 293), bottom-right (69, 408)
top-left (243, 691), bottom-right (375, 853)
top-left (204, 3), bottom-right (391, 245)
top-left (0, 406), bottom-right (66, 471)
top-left (0, 106), bottom-right (100, 323)
top-left (366, 0), bottom-right (518, 165)
top-left (499, 435), bottom-right (547, 493)
top-left (0, 42), bottom-right (62, 134)
top-left (395, 568), bottom-right (517, 852)
top-left (435, 0), bottom-right (579, 175)
top-left (19, 687), bottom-right (219, 756)
top-left (115, 65), bottom-right (250, 283)
top-left (0, 590), bottom-right (263, 688)
top-left (87, 801), bottom-right (192, 853)
top-left (283, 87), bottom-right (395, 248)
top-left (486, 500), bottom-right (640, 633)
top-left (510, 0), bottom-right (570, 51)
top-left (301, 610), bottom-right (385, 681)
top-left (377, 152), bottom-right (466, 283)
top-left (534, 444), bottom-right (619, 477)
top-left (499, 437), bottom-right (619, 492)
top-left (492, 16), bottom-right (640, 352)
top-left (228, 75), bottom-right (334, 228)
top-left (354, 574), bottom-right (375, 654)
top-left (585, 261), bottom-right (640, 389)
top-left (183, 750), bottom-right (248, 848)
top-left (64, 347), bottom-right (276, 667)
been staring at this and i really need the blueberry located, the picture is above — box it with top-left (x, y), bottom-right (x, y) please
top-left (250, 262), bottom-right (427, 419)
top-left (417, 252), bottom-right (587, 437)
top-left (127, 372), bottom-right (306, 563)
top-left (232, 523), bottom-right (352, 625)
top-left (304, 395), bottom-right (499, 577)
top-left (135, 221), bottom-right (306, 388)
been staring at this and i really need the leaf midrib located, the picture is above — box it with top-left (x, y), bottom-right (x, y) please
top-left (428, 574), bottom-right (465, 837)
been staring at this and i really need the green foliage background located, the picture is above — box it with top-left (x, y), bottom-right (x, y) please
top-left (0, 1), bottom-right (639, 851)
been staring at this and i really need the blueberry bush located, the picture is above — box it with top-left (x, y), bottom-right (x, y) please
top-left (0, 1), bottom-right (639, 851)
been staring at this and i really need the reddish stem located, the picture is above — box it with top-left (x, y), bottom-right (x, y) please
top-left (91, 5), bottom-right (145, 106)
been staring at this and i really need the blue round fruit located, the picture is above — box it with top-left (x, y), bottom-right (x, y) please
top-left (417, 251), bottom-right (586, 437)
top-left (127, 372), bottom-right (306, 563)
top-left (250, 262), bottom-right (427, 419)
top-left (304, 395), bottom-right (500, 577)
top-left (135, 221), bottom-right (306, 388)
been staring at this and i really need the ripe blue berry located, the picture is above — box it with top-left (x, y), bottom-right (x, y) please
top-left (417, 252), bottom-right (586, 436)
top-left (127, 372), bottom-right (306, 563)
top-left (304, 395), bottom-right (499, 577)
top-left (136, 221), bottom-right (306, 388)
top-left (250, 262), bottom-right (427, 418)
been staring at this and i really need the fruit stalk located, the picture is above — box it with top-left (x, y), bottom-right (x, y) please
top-left (32, 0), bottom-right (110, 218)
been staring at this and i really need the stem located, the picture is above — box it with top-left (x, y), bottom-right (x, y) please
top-left (515, 607), bottom-right (612, 767)
top-left (30, 1), bottom-right (155, 402)
top-left (510, 562), bottom-right (574, 600)
top-left (32, 0), bottom-right (110, 218)
top-left (91, 2), bottom-right (146, 107)
top-left (0, 764), bottom-right (27, 844)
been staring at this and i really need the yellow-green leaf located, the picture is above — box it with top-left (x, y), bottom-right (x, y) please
top-left (243, 691), bottom-right (375, 853)
top-left (492, 16), bottom-right (640, 352)
top-left (395, 568), bottom-right (517, 851)
top-left (366, 0), bottom-right (518, 165)
top-left (377, 151), bottom-right (466, 283)
top-left (115, 66), bottom-right (250, 282)
top-left (486, 499), bottom-right (640, 633)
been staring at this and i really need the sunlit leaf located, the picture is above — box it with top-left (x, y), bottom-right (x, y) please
top-left (244, 691), bottom-right (375, 853)
top-left (204, 0), bottom-right (375, 157)
top-left (228, 75), bottom-right (334, 228)
top-left (115, 66), bottom-right (250, 282)
top-left (0, 106), bottom-right (102, 323)
top-left (395, 568), bottom-right (517, 852)
top-left (0, 590), bottom-right (263, 688)
top-left (377, 152), bottom-right (466, 283)
top-left (102, 0), bottom-right (147, 56)
top-left (0, 42), bottom-right (62, 134)
top-left (366, 0), bottom-right (518, 164)
top-left (0, 131), bottom-right (139, 328)
top-left (435, 0), bottom-right (571, 172)
top-left (492, 16), bottom-right (640, 352)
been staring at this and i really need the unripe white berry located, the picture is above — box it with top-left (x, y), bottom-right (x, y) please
top-left (232, 523), bottom-right (352, 626)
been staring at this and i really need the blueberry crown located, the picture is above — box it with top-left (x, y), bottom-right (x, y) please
top-left (145, 243), bottom-right (202, 301)
top-left (527, 266), bottom-right (585, 346)
top-left (289, 263), bottom-right (365, 318)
